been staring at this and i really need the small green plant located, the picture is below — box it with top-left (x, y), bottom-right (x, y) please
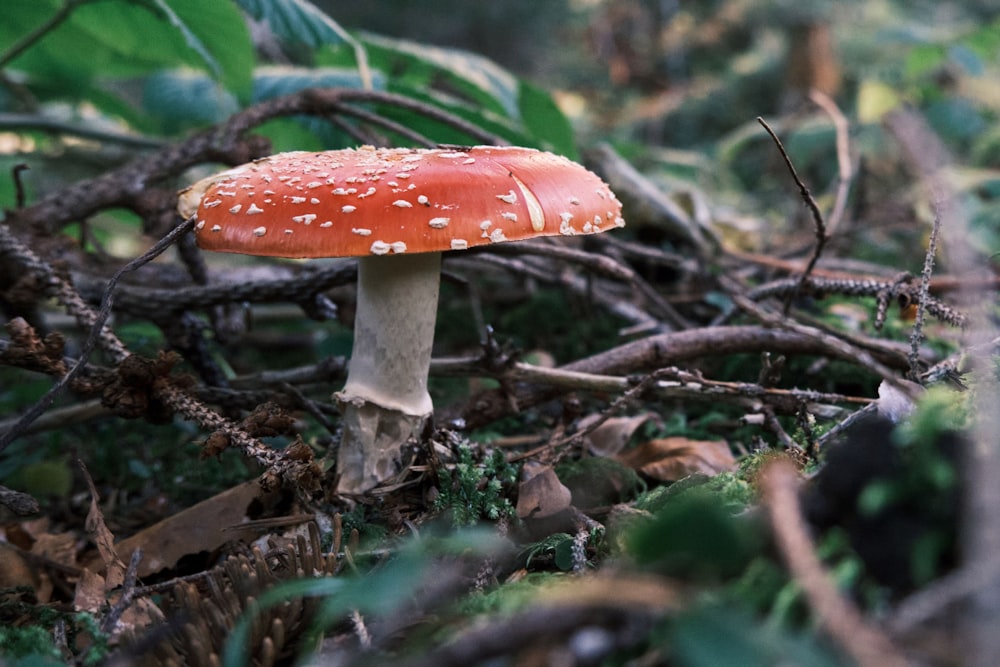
top-left (0, 608), bottom-right (109, 666)
top-left (433, 442), bottom-right (518, 527)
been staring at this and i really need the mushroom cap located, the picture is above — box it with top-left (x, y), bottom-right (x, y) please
top-left (177, 146), bottom-right (624, 259)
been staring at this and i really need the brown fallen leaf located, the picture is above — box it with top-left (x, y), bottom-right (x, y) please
top-left (80, 460), bottom-right (127, 590)
top-left (579, 412), bottom-right (661, 458)
top-left (113, 479), bottom-right (280, 578)
top-left (516, 464), bottom-right (572, 519)
top-left (616, 437), bottom-right (736, 482)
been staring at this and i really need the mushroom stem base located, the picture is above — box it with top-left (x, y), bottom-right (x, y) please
top-left (336, 398), bottom-right (427, 494)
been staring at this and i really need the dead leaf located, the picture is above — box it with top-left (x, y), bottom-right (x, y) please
top-left (73, 568), bottom-right (107, 614)
top-left (616, 437), bottom-right (736, 482)
top-left (580, 412), bottom-right (661, 457)
top-left (517, 465), bottom-right (572, 519)
top-left (114, 479), bottom-right (278, 578)
top-left (80, 460), bottom-right (126, 590)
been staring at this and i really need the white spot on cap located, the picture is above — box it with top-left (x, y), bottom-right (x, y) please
top-left (462, 158), bottom-right (475, 165)
top-left (310, 197), bottom-right (321, 204)
top-left (393, 200), bottom-right (413, 208)
top-left (450, 239), bottom-right (469, 250)
top-left (352, 228), bottom-right (372, 236)
top-left (501, 212), bottom-right (518, 222)
top-left (289, 196), bottom-right (307, 204)
top-left (320, 221), bottom-right (333, 228)
top-left (417, 195), bottom-right (429, 205)
top-left (395, 173), bottom-right (411, 179)
top-left (370, 240), bottom-right (391, 255)
top-left (429, 217), bottom-right (450, 228)
top-left (332, 188), bottom-right (351, 196)
top-left (559, 213), bottom-right (576, 236)
top-left (211, 224), bottom-right (221, 232)
top-left (489, 229), bottom-right (506, 243)
top-left (342, 205), bottom-right (357, 213)
top-left (247, 203), bottom-right (264, 215)
top-left (306, 181), bottom-right (322, 188)
top-left (195, 220), bottom-right (206, 230)
top-left (358, 187), bottom-right (376, 199)
top-left (284, 229), bottom-right (293, 235)
top-left (512, 175), bottom-right (545, 231)
top-left (479, 220), bottom-right (492, 231)
top-left (229, 204), bottom-right (242, 214)
top-left (496, 191), bottom-right (517, 205)
top-left (390, 241), bottom-right (407, 253)
top-left (253, 226), bottom-right (266, 236)
top-left (292, 214), bottom-right (317, 225)
top-left (569, 197), bottom-right (581, 205)
top-left (203, 199), bottom-right (222, 208)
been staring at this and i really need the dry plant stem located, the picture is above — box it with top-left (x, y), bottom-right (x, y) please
top-left (809, 89), bottom-right (853, 234)
top-left (0, 219), bottom-right (191, 452)
top-left (156, 383), bottom-right (310, 481)
top-left (720, 275), bottom-right (905, 388)
top-left (335, 253), bottom-right (441, 493)
top-left (757, 117), bottom-right (829, 314)
top-left (763, 461), bottom-right (909, 667)
top-left (449, 324), bottom-right (908, 429)
top-left (908, 205), bottom-right (942, 379)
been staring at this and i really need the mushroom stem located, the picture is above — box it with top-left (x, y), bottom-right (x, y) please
top-left (335, 251), bottom-right (441, 492)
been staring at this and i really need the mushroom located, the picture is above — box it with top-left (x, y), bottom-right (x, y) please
top-left (178, 146), bottom-right (625, 493)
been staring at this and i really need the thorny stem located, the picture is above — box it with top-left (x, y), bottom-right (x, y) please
top-left (908, 201), bottom-right (943, 379)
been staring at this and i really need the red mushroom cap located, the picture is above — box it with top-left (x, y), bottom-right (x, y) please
top-left (178, 146), bottom-right (624, 259)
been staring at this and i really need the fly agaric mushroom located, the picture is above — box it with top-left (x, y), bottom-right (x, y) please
top-left (178, 146), bottom-right (624, 493)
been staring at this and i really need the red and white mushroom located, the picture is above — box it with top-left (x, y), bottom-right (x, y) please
top-left (178, 145), bottom-right (624, 493)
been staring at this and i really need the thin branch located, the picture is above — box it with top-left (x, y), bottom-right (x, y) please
top-left (757, 116), bottom-right (829, 313)
top-left (809, 90), bottom-right (853, 234)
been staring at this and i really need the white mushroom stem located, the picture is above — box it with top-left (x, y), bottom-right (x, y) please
top-left (335, 251), bottom-right (441, 493)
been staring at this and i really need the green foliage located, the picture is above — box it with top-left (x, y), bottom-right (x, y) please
top-left (433, 442), bottom-right (518, 527)
top-left (521, 533), bottom-right (577, 571)
top-left (665, 601), bottom-right (845, 667)
top-left (629, 476), bottom-right (762, 580)
top-left (0, 609), bottom-right (108, 666)
top-left (2, 0), bottom-right (576, 154)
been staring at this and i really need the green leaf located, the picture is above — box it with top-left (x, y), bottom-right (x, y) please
top-left (160, 0), bottom-right (255, 98)
top-left (235, 0), bottom-right (353, 50)
top-left (361, 32), bottom-right (520, 119)
top-left (518, 79), bottom-right (577, 158)
top-left (0, 0), bottom-right (253, 100)
top-left (252, 65), bottom-right (384, 102)
top-left (143, 69), bottom-right (239, 134)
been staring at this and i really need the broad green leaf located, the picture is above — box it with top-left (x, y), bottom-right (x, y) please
top-left (143, 69), bottom-right (239, 134)
top-left (518, 79), bottom-right (577, 158)
top-left (235, 0), bottom-right (352, 50)
top-left (361, 32), bottom-right (520, 119)
top-left (160, 0), bottom-right (255, 98)
top-left (252, 65), bottom-right (384, 102)
top-left (0, 0), bottom-right (253, 99)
